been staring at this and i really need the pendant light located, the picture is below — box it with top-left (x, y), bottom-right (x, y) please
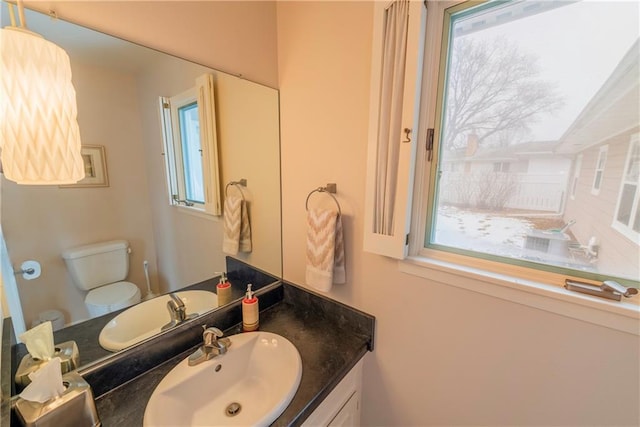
top-left (0, 0), bottom-right (84, 184)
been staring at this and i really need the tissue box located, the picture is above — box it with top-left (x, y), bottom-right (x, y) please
top-left (14, 372), bottom-right (100, 427)
top-left (15, 341), bottom-right (80, 389)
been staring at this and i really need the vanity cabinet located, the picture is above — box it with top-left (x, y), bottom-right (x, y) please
top-left (302, 357), bottom-right (364, 427)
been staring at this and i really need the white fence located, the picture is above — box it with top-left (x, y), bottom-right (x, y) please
top-left (439, 172), bottom-right (567, 213)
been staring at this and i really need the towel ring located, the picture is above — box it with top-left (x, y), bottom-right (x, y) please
top-left (305, 184), bottom-right (342, 217)
top-left (225, 179), bottom-right (247, 201)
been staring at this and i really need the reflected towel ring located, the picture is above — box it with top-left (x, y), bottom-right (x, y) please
top-left (305, 184), bottom-right (342, 217)
top-left (225, 179), bottom-right (247, 201)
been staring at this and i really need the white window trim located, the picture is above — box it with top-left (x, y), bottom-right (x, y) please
top-left (169, 87), bottom-right (201, 206)
top-left (591, 145), bottom-right (608, 195)
top-left (400, 254), bottom-right (639, 335)
top-left (612, 134), bottom-right (640, 243)
top-left (363, 0), bottom-right (426, 259)
top-left (570, 153), bottom-right (582, 200)
top-left (392, 0), bottom-right (640, 335)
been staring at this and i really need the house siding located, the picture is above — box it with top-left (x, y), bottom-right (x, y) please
top-left (564, 126), bottom-right (640, 279)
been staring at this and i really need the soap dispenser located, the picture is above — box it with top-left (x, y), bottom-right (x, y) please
top-left (242, 284), bottom-right (259, 332)
top-left (216, 272), bottom-right (232, 307)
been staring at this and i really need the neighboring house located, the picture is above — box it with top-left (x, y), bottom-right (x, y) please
top-left (438, 39), bottom-right (639, 279)
top-left (556, 39), bottom-right (639, 279)
top-left (440, 140), bottom-right (571, 212)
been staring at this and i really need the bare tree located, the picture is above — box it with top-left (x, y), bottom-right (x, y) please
top-left (443, 36), bottom-right (563, 151)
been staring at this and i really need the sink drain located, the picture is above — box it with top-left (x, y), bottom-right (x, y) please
top-left (226, 402), bottom-right (242, 417)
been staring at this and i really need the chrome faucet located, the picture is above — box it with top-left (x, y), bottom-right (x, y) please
top-left (161, 293), bottom-right (198, 331)
top-left (188, 327), bottom-right (232, 366)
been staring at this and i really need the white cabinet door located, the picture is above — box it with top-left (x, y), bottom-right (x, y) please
top-left (302, 357), bottom-right (364, 427)
top-left (328, 390), bottom-right (360, 427)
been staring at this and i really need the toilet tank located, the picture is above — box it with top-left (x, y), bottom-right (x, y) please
top-left (62, 240), bottom-right (130, 291)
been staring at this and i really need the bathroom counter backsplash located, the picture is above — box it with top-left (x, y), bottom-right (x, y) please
top-left (93, 282), bottom-right (374, 426)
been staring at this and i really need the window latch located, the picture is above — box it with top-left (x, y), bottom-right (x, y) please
top-left (172, 195), bottom-right (194, 207)
top-left (564, 279), bottom-right (638, 301)
top-left (426, 128), bottom-right (434, 162)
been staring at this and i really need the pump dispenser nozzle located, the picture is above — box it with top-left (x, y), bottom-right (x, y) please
top-left (215, 271), bottom-right (232, 307)
top-left (242, 283), bottom-right (259, 332)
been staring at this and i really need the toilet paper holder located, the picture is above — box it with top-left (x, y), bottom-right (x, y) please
top-left (14, 260), bottom-right (41, 280)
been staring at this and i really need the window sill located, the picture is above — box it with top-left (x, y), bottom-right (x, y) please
top-left (172, 205), bottom-right (220, 222)
top-left (399, 255), bottom-right (640, 335)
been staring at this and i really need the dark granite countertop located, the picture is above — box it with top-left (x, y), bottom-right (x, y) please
top-left (10, 257), bottom-right (277, 395)
top-left (4, 277), bottom-right (374, 427)
top-left (94, 287), bottom-right (373, 427)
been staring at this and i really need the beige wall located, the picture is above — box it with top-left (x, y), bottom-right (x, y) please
top-left (23, 1), bottom-right (279, 88)
top-left (3, 1), bottom-right (638, 425)
top-left (2, 0), bottom-right (280, 325)
top-left (214, 74), bottom-right (282, 276)
top-left (136, 54), bottom-right (227, 291)
top-left (277, 2), bottom-right (639, 426)
top-left (2, 60), bottom-right (157, 326)
top-left (136, 58), bottom-right (281, 291)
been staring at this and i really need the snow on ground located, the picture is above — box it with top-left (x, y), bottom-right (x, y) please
top-left (432, 206), bottom-right (600, 273)
top-left (433, 206), bottom-right (534, 258)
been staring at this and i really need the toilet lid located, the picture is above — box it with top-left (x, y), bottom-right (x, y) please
top-left (85, 281), bottom-right (139, 306)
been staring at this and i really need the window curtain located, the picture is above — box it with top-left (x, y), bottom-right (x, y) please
top-left (374, 0), bottom-right (410, 235)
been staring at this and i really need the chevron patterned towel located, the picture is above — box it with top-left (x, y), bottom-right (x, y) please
top-left (222, 195), bottom-right (252, 255)
top-left (305, 208), bottom-right (346, 292)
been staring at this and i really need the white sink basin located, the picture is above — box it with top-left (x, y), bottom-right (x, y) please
top-left (99, 290), bottom-right (217, 352)
top-left (143, 331), bottom-right (302, 427)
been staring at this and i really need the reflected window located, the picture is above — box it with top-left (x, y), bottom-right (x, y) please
top-left (159, 74), bottom-right (222, 216)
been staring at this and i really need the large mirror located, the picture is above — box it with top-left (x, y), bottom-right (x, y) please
top-left (1, 5), bottom-right (281, 376)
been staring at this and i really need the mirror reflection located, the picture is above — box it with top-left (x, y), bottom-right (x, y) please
top-left (1, 6), bottom-right (281, 371)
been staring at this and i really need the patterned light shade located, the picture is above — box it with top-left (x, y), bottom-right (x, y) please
top-left (0, 27), bottom-right (84, 184)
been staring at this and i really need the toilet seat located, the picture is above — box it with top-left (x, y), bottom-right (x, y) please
top-left (85, 281), bottom-right (141, 317)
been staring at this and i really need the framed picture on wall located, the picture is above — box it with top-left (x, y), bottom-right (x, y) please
top-left (60, 145), bottom-right (109, 188)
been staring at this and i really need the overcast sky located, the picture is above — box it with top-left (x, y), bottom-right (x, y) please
top-left (461, 0), bottom-right (639, 141)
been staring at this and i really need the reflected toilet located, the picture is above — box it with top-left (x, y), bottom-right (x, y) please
top-left (62, 240), bottom-right (141, 317)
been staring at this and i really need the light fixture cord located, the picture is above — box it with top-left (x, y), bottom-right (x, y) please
top-left (16, 0), bottom-right (26, 28)
top-left (7, 1), bottom-right (17, 27)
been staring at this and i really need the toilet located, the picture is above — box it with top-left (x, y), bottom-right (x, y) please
top-left (62, 240), bottom-right (141, 317)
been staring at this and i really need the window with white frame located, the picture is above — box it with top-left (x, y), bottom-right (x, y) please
top-left (408, 0), bottom-right (639, 286)
top-left (159, 74), bottom-right (222, 216)
top-left (591, 145), bottom-right (608, 196)
top-left (613, 135), bottom-right (640, 241)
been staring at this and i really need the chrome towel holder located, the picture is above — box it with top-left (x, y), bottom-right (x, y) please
top-left (225, 179), bottom-right (247, 201)
top-left (305, 183), bottom-right (342, 217)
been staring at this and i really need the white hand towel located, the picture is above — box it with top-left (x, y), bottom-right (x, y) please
top-left (333, 214), bottom-right (346, 284)
top-left (223, 195), bottom-right (252, 255)
top-left (305, 209), bottom-right (346, 291)
top-left (239, 198), bottom-right (252, 253)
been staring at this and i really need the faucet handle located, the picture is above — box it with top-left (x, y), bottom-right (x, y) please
top-left (169, 293), bottom-right (185, 309)
top-left (202, 327), bottom-right (223, 345)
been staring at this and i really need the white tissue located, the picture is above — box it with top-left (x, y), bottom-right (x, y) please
top-left (19, 357), bottom-right (65, 403)
top-left (19, 321), bottom-right (55, 360)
